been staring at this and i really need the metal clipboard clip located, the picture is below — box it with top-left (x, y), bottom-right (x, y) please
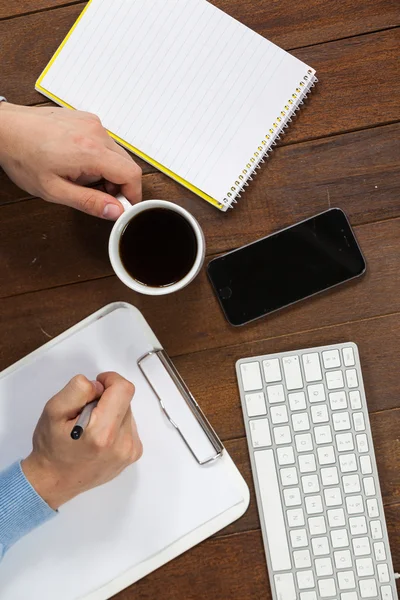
top-left (138, 349), bottom-right (224, 466)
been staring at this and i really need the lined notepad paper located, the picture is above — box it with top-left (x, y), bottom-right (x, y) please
top-left (36, 0), bottom-right (316, 211)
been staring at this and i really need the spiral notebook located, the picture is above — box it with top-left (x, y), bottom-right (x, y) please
top-left (36, 0), bottom-right (317, 211)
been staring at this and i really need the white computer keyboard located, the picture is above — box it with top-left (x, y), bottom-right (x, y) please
top-left (236, 343), bottom-right (398, 600)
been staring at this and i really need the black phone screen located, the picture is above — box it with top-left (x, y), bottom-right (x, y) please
top-left (207, 209), bottom-right (366, 326)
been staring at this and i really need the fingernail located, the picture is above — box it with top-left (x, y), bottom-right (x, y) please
top-left (91, 380), bottom-right (104, 395)
top-left (103, 203), bottom-right (123, 220)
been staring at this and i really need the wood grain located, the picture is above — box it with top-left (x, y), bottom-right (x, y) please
top-left (1, 8), bottom-right (399, 143)
top-left (2, 120), bottom-right (399, 249)
top-left (2, 0), bottom-right (399, 46)
top-left (0, 0), bottom-right (82, 20)
top-left (0, 217), bottom-right (398, 352)
top-left (1, 2), bottom-right (400, 599)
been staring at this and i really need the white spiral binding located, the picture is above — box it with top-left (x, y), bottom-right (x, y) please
top-left (222, 70), bottom-right (318, 208)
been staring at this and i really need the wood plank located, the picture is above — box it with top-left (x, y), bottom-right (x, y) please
top-left (223, 408), bottom-right (400, 537)
top-left (0, 215), bottom-right (399, 347)
top-left (0, 1), bottom-right (82, 19)
top-left (1, 279), bottom-right (400, 420)
top-left (1, 127), bottom-right (399, 297)
top-left (113, 510), bottom-right (400, 600)
top-left (1, 7), bottom-right (399, 140)
top-left (2, 0), bottom-right (399, 44)
top-left (1, 120), bottom-right (399, 250)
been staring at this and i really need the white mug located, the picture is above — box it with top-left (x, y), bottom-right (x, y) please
top-left (108, 195), bottom-right (206, 296)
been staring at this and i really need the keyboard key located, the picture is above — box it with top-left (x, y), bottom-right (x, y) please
top-left (254, 450), bottom-right (292, 571)
top-left (341, 592), bottom-right (358, 600)
top-left (299, 454), bottom-right (317, 473)
top-left (346, 495), bottom-right (364, 515)
top-left (329, 391), bottom-right (347, 410)
top-left (374, 541), bottom-right (386, 561)
top-left (336, 432), bottom-right (354, 452)
top-left (353, 411), bottom-right (365, 431)
top-left (267, 384), bottom-right (285, 404)
top-left (297, 570), bottom-right (315, 590)
top-left (367, 498), bottom-right (379, 518)
top-left (349, 390), bottom-right (362, 409)
top-left (356, 557), bottom-right (374, 577)
top-left (338, 570), bottom-right (356, 590)
top-left (377, 563), bottom-right (390, 583)
top-left (315, 425), bottom-right (333, 444)
top-left (270, 405), bottom-right (289, 424)
top-left (363, 476), bottom-right (376, 496)
top-left (327, 508), bottom-right (345, 527)
top-left (287, 508), bottom-right (305, 527)
top-left (305, 494), bottom-right (323, 514)
top-left (334, 549), bottom-right (352, 569)
top-left (284, 487), bottom-right (302, 507)
top-left (370, 520), bottom-right (383, 540)
top-left (339, 453), bottom-right (357, 472)
top-left (326, 370), bottom-right (344, 390)
top-left (277, 446), bottom-right (295, 465)
top-left (302, 353), bottom-right (322, 382)
top-left (311, 404), bottom-right (329, 423)
top-left (245, 392), bottom-right (267, 417)
top-left (302, 475), bottom-right (320, 494)
top-left (343, 346), bottom-right (355, 366)
top-left (318, 577), bottom-right (337, 597)
top-left (250, 418), bottom-right (272, 448)
top-left (324, 487), bottom-right (343, 507)
top-left (321, 466), bottom-right (339, 486)
top-left (333, 411), bottom-right (351, 431)
top-left (299, 592), bottom-right (317, 600)
top-left (308, 384), bottom-right (326, 403)
top-left (381, 585), bottom-right (394, 600)
top-left (293, 549), bottom-right (311, 568)
top-left (359, 578), bottom-right (377, 598)
top-left (308, 515), bottom-right (326, 535)
top-left (343, 474), bottom-right (361, 494)
top-left (262, 358), bottom-right (282, 383)
top-left (292, 412), bottom-right (310, 431)
top-left (274, 573), bottom-right (296, 600)
top-left (331, 528), bottom-right (349, 548)
top-left (352, 536), bottom-right (371, 556)
top-left (280, 467), bottom-right (298, 486)
top-left (360, 455), bottom-right (372, 475)
top-left (349, 516), bottom-right (367, 535)
top-left (312, 536), bottom-right (330, 556)
top-left (240, 362), bottom-right (262, 391)
top-left (317, 445), bottom-right (336, 465)
top-left (290, 528), bottom-right (308, 548)
top-left (288, 391), bottom-right (306, 411)
top-left (346, 369), bottom-right (358, 388)
top-left (323, 349), bottom-right (341, 368)
top-left (274, 425), bottom-right (292, 445)
top-left (296, 433), bottom-right (313, 452)
top-left (315, 557), bottom-right (333, 576)
top-left (282, 355), bottom-right (303, 390)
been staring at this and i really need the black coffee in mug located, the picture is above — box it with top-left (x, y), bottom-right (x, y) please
top-left (119, 208), bottom-right (198, 287)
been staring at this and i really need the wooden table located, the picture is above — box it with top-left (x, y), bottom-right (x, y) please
top-left (1, 1), bottom-right (399, 598)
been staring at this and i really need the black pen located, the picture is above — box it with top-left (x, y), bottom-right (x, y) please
top-left (70, 400), bottom-right (98, 440)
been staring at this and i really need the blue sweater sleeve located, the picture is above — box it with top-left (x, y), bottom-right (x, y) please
top-left (0, 461), bottom-right (56, 560)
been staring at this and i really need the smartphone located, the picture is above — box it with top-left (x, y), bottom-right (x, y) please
top-left (207, 208), bottom-right (366, 326)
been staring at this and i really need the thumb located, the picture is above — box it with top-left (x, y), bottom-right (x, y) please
top-left (47, 178), bottom-right (124, 220)
top-left (46, 375), bottom-right (104, 420)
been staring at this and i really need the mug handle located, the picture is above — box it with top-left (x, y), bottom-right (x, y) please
top-left (115, 193), bottom-right (133, 213)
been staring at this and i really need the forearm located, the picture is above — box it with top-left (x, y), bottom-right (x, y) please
top-left (0, 461), bottom-right (56, 560)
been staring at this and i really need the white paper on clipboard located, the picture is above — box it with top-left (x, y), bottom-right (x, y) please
top-left (0, 303), bottom-right (249, 600)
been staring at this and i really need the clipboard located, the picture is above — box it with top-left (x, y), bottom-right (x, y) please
top-left (0, 303), bottom-right (249, 600)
